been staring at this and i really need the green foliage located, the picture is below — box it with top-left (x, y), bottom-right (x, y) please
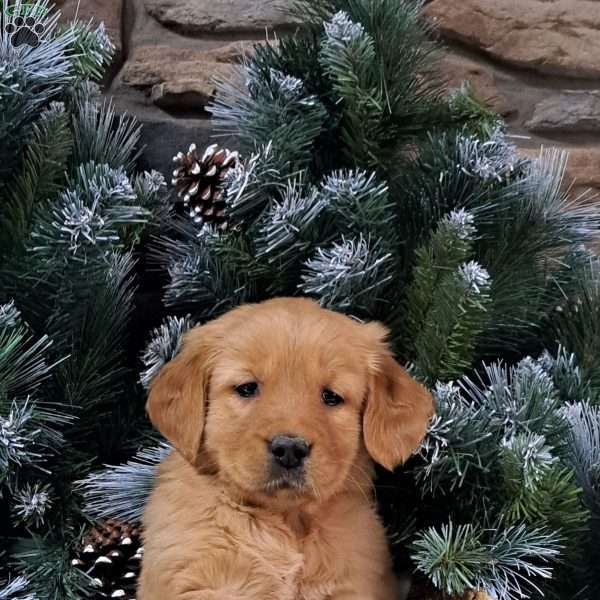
top-left (415, 352), bottom-right (596, 596)
top-left (10, 534), bottom-right (92, 600)
top-left (0, 103), bottom-right (71, 259)
top-left (406, 210), bottom-right (491, 382)
top-left (412, 521), bottom-right (560, 600)
top-left (211, 63), bottom-right (327, 178)
top-left (499, 453), bottom-right (587, 534)
top-left (0, 3), bottom-right (164, 597)
top-left (447, 83), bottom-right (503, 138)
top-left (0, 2), bottom-right (75, 184)
top-left (210, 0), bottom-right (456, 179)
top-left (0, 306), bottom-right (71, 490)
top-left (300, 235), bottom-right (393, 313)
top-left (550, 255), bottom-right (600, 394)
top-left (60, 21), bottom-right (114, 81)
top-left (71, 98), bottom-right (142, 172)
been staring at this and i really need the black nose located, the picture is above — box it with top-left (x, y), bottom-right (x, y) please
top-left (268, 435), bottom-right (310, 469)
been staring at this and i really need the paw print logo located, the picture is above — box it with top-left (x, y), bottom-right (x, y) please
top-left (5, 16), bottom-right (45, 48)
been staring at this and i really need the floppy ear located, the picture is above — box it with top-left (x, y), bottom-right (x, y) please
top-left (362, 323), bottom-right (434, 471)
top-left (146, 325), bottom-right (216, 464)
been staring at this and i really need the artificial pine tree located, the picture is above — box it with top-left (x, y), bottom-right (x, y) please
top-left (0, 1), bottom-right (166, 597)
top-left (74, 1), bottom-right (600, 599)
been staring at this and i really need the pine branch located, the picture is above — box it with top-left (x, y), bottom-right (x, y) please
top-left (0, 303), bottom-right (54, 399)
top-left (10, 533), bottom-right (92, 600)
top-left (447, 83), bottom-right (503, 138)
top-left (71, 98), bottom-right (142, 172)
top-left (59, 20), bottom-right (114, 81)
top-left (300, 234), bottom-right (393, 314)
top-left (140, 316), bottom-right (193, 389)
top-left (0, 2), bottom-right (75, 181)
top-left (461, 359), bottom-right (562, 439)
top-left (0, 103), bottom-right (71, 259)
top-left (416, 381), bottom-right (499, 498)
top-left (550, 255), bottom-right (600, 393)
top-left (416, 357), bottom-right (566, 503)
top-left (498, 439), bottom-right (588, 534)
top-left (319, 11), bottom-right (381, 168)
top-left (412, 521), bottom-right (560, 600)
top-left (78, 442), bottom-right (171, 522)
top-left (479, 149), bottom-right (600, 357)
top-left (0, 575), bottom-right (36, 600)
top-left (538, 346), bottom-right (593, 405)
top-left (159, 223), bottom-right (253, 318)
top-left (222, 142), bottom-right (283, 226)
top-left (561, 401), bottom-right (600, 516)
top-left (0, 304), bottom-right (71, 489)
top-left (210, 62), bottom-right (326, 177)
top-left (254, 178), bottom-right (331, 284)
top-left (406, 210), bottom-right (491, 382)
top-left (320, 169), bottom-right (395, 244)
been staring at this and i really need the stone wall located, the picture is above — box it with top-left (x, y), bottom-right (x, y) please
top-left (427, 0), bottom-right (600, 198)
top-left (61, 0), bottom-right (600, 197)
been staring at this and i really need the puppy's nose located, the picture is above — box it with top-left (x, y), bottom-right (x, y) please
top-left (268, 435), bottom-right (310, 469)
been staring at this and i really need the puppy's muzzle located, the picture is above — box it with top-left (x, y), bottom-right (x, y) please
top-left (268, 435), bottom-right (310, 470)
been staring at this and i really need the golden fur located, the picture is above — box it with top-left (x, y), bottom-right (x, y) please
top-left (139, 297), bottom-right (433, 599)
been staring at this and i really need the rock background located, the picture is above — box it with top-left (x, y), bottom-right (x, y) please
top-left (426, 0), bottom-right (600, 198)
top-left (62, 0), bottom-right (600, 198)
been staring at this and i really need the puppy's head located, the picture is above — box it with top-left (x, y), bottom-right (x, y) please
top-left (147, 298), bottom-right (433, 507)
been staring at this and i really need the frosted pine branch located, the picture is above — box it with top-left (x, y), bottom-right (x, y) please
top-left (412, 521), bottom-right (560, 600)
top-left (140, 316), bottom-right (194, 388)
top-left (323, 11), bottom-right (365, 47)
top-left (0, 401), bottom-right (41, 478)
top-left (0, 576), bottom-right (36, 600)
top-left (446, 209), bottom-right (476, 241)
top-left (79, 442), bottom-right (171, 522)
top-left (457, 128), bottom-right (518, 183)
top-left (222, 142), bottom-right (280, 222)
top-left (417, 382), bottom-right (495, 492)
top-left (12, 483), bottom-right (52, 527)
top-left (256, 180), bottom-right (326, 263)
top-left (458, 261), bottom-right (490, 295)
top-left (300, 235), bottom-right (392, 312)
top-left (0, 301), bottom-right (21, 328)
top-left (133, 170), bottom-right (168, 209)
top-left (501, 432), bottom-right (556, 490)
top-left (561, 401), bottom-right (600, 514)
top-left (267, 69), bottom-right (304, 99)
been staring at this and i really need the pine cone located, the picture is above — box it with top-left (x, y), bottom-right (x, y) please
top-left (72, 518), bottom-right (143, 599)
top-left (171, 142), bottom-right (238, 230)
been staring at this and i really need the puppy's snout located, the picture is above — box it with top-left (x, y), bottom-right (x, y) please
top-left (268, 435), bottom-right (310, 469)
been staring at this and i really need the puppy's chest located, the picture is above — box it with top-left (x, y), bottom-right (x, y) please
top-left (216, 506), bottom-right (341, 600)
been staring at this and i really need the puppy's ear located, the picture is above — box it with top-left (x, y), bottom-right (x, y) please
top-left (146, 325), bottom-right (217, 464)
top-left (362, 322), bottom-right (434, 471)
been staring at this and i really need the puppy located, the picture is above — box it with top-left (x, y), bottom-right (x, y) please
top-left (139, 297), bottom-right (433, 600)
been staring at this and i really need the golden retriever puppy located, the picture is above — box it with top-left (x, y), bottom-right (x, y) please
top-left (139, 297), bottom-right (433, 600)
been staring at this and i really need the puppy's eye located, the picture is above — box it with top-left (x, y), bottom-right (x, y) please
top-left (235, 382), bottom-right (258, 398)
top-left (322, 388), bottom-right (344, 407)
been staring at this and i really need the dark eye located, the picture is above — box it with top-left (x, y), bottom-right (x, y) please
top-left (322, 388), bottom-right (344, 407)
top-left (235, 382), bottom-right (258, 398)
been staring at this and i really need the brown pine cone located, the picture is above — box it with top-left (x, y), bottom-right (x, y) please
top-left (72, 519), bottom-right (143, 599)
top-left (171, 142), bottom-right (238, 230)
